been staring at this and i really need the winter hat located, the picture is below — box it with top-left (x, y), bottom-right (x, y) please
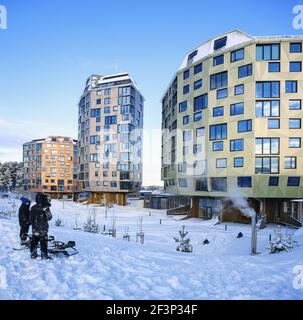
top-left (20, 197), bottom-right (30, 205)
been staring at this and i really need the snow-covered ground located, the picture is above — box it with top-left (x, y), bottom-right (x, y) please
top-left (0, 194), bottom-right (303, 300)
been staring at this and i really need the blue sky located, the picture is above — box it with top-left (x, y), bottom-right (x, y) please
top-left (0, 0), bottom-right (301, 185)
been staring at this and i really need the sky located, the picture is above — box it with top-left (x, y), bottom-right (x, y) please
top-left (0, 0), bottom-right (301, 185)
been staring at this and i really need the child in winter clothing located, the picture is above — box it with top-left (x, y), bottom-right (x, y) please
top-left (18, 197), bottom-right (31, 243)
top-left (30, 193), bottom-right (52, 259)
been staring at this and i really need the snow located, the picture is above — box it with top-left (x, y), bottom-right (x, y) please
top-left (0, 195), bottom-right (303, 300)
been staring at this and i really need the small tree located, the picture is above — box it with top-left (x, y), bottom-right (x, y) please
top-left (174, 225), bottom-right (193, 252)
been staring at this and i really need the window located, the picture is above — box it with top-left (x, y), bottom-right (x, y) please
top-left (96, 99), bottom-right (102, 105)
top-left (234, 84), bottom-right (244, 96)
top-left (256, 44), bottom-right (280, 60)
top-left (290, 43), bottom-right (302, 53)
top-left (256, 100), bottom-right (280, 117)
top-left (188, 50), bottom-right (198, 62)
top-left (193, 144), bottom-right (202, 154)
top-left (255, 138), bottom-right (279, 154)
top-left (194, 93), bottom-right (208, 111)
top-left (231, 48), bottom-right (244, 62)
top-left (288, 177), bottom-right (300, 186)
top-left (183, 130), bottom-right (192, 141)
top-left (90, 136), bottom-right (100, 145)
top-left (216, 158), bottom-right (227, 168)
top-left (289, 138), bottom-right (301, 148)
top-left (210, 71), bottom-right (228, 90)
top-left (179, 101), bottom-right (187, 113)
top-left (290, 61), bottom-right (302, 72)
top-left (194, 63), bottom-right (202, 74)
top-left (96, 126), bottom-right (101, 132)
top-left (214, 36), bottom-right (227, 50)
top-left (213, 106), bottom-right (224, 117)
top-left (268, 119), bottom-right (280, 129)
top-left (178, 178), bottom-right (188, 188)
top-left (178, 162), bottom-right (187, 173)
top-left (255, 157), bottom-right (279, 174)
top-left (230, 102), bottom-right (244, 116)
top-left (183, 70), bottom-right (190, 80)
top-left (213, 54), bottom-right (224, 66)
top-left (289, 118), bottom-right (301, 129)
top-left (105, 116), bottom-right (117, 125)
top-left (285, 157), bottom-right (297, 169)
top-left (230, 139), bottom-right (244, 152)
top-left (213, 141), bottom-right (224, 151)
top-left (289, 100), bottom-right (301, 110)
top-left (194, 79), bottom-right (202, 90)
top-left (196, 127), bottom-right (205, 137)
top-left (104, 107), bottom-right (111, 113)
top-left (104, 98), bottom-right (111, 105)
top-left (90, 108), bottom-right (101, 117)
top-left (209, 123), bottom-right (227, 140)
top-left (217, 88), bottom-right (228, 99)
top-left (211, 177), bottom-right (227, 192)
top-left (238, 64), bottom-right (252, 78)
top-left (196, 178), bottom-right (208, 191)
top-left (183, 85), bottom-right (190, 95)
top-left (183, 115), bottom-right (190, 125)
top-left (269, 177), bottom-right (279, 186)
top-left (238, 119), bottom-right (252, 132)
top-left (234, 157), bottom-right (244, 167)
top-left (256, 81), bottom-right (280, 98)
top-left (194, 112), bottom-right (202, 122)
top-left (237, 177), bottom-right (252, 188)
top-left (285, 81), bottom-right (297, 93)
top-left (268, 62), bottom-right (280, 72)
top-left (104, 89), bottom-right (111, 95)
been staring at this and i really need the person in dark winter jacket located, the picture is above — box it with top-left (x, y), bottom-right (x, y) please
top-left (30, 193), bottom-right (52, 259)
top-left (19, 197), bottom-right (31, 243)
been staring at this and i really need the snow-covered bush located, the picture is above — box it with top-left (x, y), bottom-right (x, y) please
top-left (83, 216), bottom-right (99, 233)
top-left (267, 228), bottom-right (298, 254)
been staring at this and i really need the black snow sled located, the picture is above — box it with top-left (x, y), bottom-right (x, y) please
top-left (14, 234), bottom-right (79, 257)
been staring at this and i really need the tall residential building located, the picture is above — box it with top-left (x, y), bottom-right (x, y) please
top-left (78, 73), bottom-right (144, 205)
top-left (161, 30), bottom-right (303, 224)
top-left (23, 136), bottom-right (79, 198)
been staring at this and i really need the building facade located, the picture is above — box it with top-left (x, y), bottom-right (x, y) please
top-left (23, 136), bottom-right (79, 198)
top-left (78, 73), bottom-right (144, 205)
top-left (161, 30), bottom-right (303, 224)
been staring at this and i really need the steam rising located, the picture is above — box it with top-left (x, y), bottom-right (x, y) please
top-left (228, 189), bottom-right (256, 218)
